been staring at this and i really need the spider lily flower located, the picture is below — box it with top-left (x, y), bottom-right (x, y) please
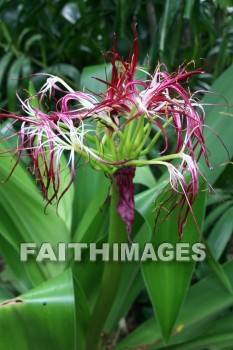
top-left (0, 32), bottom-right (212, 239)
top-left (156, 154), bottom-right (200, 238)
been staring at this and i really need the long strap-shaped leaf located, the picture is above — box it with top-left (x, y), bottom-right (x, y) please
top-left (115, 258), bottom-right (233, 349)
top-left (136, 183), bottom-right (206, 342)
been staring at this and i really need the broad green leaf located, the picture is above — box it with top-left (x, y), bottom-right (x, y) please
top-left (163, 259), bottom-right (233, 348)
top-left (80, 58), bottom-right (146, 96)
top-left (104, 212), bottom-right (151, 333)
top-left (205, 242), bottom-right (233, 295)
top-left (140, 186), bottom-right (206, 341)
top-left (72, 165), bottom-right (109, 241)
top-left (115, 260), bottom-right (233, 349)
top-left (168, 312), bottom-right (233, 350)
top-left (201, 63), bottom-right (233, 184)
top-left (204, 200), bottom-right (232, 233)
top-left (73, 276), bottom-right (91, 350)
top-left (72, 255), bottom-right (104, 310)
top-left (74, 208), bottom-right (109, 244)
top-left (50, 63), bottom-right (80, 86)
top-left (134, 165), bottom-right (157, 188)
top-left (0, 233), bottom-right (37, 293)
top-left (135, 180), bottom-right (168, 243)
top-left (104, 263), bottom-right (143, 334)
top-left (80, 63), bottom-right (112, 95)
top-left (203, 204), bottom-right (233, 294)
top-left (207, 206), bottom-right (233, 260)
top-left (0, 270), bottom-right (76, 350)
top-left (0, 144), bottom-right (71, 287)
top-left (28, 80), bottom-right (39, 108)
top-left (84, 181), bottom-right (129, 350)
top-left (206, 192), bottom-right (232, 206)
top-left (74, 215), bottom-right (144, 337)
top-left (52, 154), bottom-right (75, 232)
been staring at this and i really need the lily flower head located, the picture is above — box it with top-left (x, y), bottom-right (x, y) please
top-left (0, 30), bottom-right (212, 239)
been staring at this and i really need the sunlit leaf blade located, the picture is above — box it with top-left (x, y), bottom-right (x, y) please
top-left (139, 185), bottom-right (206, 342)
top-left (0, 270), bottom-right (76, 350)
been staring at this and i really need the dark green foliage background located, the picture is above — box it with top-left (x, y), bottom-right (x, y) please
top-left (1, 0), bottom-right (233, 110)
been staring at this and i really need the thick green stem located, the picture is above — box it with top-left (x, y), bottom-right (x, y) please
top-left (85, 180), bottom-right (128, 350)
